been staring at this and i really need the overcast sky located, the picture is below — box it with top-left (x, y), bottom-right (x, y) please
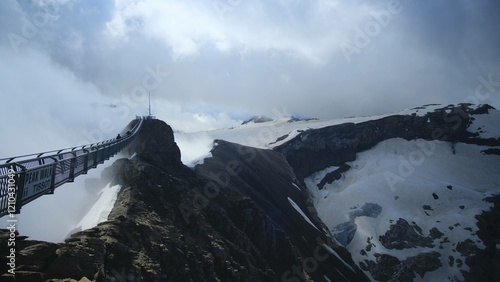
top-left (1, 0), bottom-right (500, 242)
top-left (1, 0), bottom-right (500, 156)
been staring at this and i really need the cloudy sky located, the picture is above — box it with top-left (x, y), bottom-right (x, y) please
top-left (1, 0), bottom-right (500, 242)
top-left (1, 0), bottom-right (500, 157)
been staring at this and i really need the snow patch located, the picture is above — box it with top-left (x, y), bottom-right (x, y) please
top-left (292, 182), bottom-right (301, 191)
top-left (176, 105), bottom-right (461, 161)
top-left (306, 166), bottom-right (339, 187)
top-left (69, 182), bottom-right (121, 233)
top-left (467, 109), bottom-right (500, 139)
top-left (304, 166), bottom-right (340, 201)
top-left (191, 152), bottom-right (213, 167)
top-left (287, 197), bottom-right (319, 231)
top-left (8, 154), bottom-right (122, 243)
top-left (399, 104), bottom-right (445, 117)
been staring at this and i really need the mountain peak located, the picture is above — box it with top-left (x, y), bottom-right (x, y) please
top-left (3, 103), bottom-right (499, 281)
top-left (127, 119), bottom-right (183, 169)
top-left (241, 115), bottom-right (274, 125)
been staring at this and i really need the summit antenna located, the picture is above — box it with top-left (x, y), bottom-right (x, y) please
top-left (148, 92), bottom-right (152, 117)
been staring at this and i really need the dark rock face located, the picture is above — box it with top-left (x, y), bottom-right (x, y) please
top-left (3, 104), bottom-right (498, 281)
top-left (271, 104), bottom-right (499, 280)
top-left (360, 252), bottom-right (441, 281)
top-left (0, 120), bottom-right (304, 282)
top-left (379, 218), bottom-right (434, 250)
top-left (126, 119), bottom-right (183, 169)
top-left (462, 195), bottom-right (500, 282)
top-left (429, 227), bottom-right (444, 239)
top-left (360, 254), bottom-right (403, 282)
top-left (317, 164), bottom-right (351, 189)
top-left (0, 232), bottom-right (59, 281)
top-left (404, 252), bottom-right (442, 279)
top-left (481, 148), bottom-right (500, 156)
top-left (241, 116), bottom-right (273, 125)
top-left (275, 104), bottom-right (490, 180)
top-left (195, 140), bottom-right (369, 281)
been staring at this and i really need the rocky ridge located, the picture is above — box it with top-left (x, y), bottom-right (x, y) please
top-left (275, 104), bottom-right (500, 280)
top-left (1, 104), bottom-right (499, 281)
top-left (194, 140), bottom-right (368, 281)
top-left (0, 120), bottom-right (306, 281)
top-left (275, 104), bottom-right (496, 180)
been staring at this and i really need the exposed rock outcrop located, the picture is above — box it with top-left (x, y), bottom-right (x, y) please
top-left (2, 104), bottom-right (498, 282)
top-left (462, 195), bottom-right (500, 281)
top-left (379, 218), bottom-right (434, 250)
top-left (126, 119), bottom-right (183, 169)
top-left (275, 104), bottom-right (493, 180)
top-left (241, 116), bottom-right (273, 125)
top-left (359, 252), bottom-right (441, 281)
top-left (195, 140), bottom-right (368, 281)
top-left (0, 120), bottom-right (303, 281)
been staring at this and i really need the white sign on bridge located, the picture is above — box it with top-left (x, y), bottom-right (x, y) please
top-left (22, 165), bottom-right (53, 200)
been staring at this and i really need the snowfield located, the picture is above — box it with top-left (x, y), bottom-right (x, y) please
top-left (4, 103), bottom-right (497, 281)
top-left (175, 104), bottom-right (491, 165)
top-left (467, 109), bottom-right (500, 139)
top-left (175, 104), bottom-right (500, 281)
top-left (68, 182), bottom-right (121, 234)
top-left (305, 138), bottom-right (500, 281)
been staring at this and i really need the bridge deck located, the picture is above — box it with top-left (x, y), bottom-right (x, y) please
top-left (0, 117), bottom-right (145, 217)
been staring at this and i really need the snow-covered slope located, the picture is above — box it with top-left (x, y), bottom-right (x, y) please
top-left (305, 138), bottom-right (500, 281)
top-left (176, 103), bottom-right (500, 281)
top-left (175, 104), bottom-right (459, 165)
top-left (11, 154), bottom-right (126, 242)
top-left (7, 104), bottom-right (496, 280)
top-left (467, 109), bottom-right (500, 139)
top-left (66, 182), bottom-right (121, 237)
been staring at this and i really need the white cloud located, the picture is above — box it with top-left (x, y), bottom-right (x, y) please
top-left (104, 0), bottom-right (386, 64)
top-left (1, 0), bottom-right (500, 157)
top-left (0, 46), bottom-right (108, 156)
top-left (153, 101), bottom-right (242, 132)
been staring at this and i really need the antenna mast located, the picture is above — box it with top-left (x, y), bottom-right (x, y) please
top-left (148, 92), bottom-right (152, 116)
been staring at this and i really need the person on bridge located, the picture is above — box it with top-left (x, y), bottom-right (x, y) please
top-left (116, 134), bottom-right (121, 140)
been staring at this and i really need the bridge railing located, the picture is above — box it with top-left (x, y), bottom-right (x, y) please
top-left (0, 117), bottom-right (144, 217)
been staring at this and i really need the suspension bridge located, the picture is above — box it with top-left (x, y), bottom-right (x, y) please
top-left (0, 117), bottom-right (149, 217)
